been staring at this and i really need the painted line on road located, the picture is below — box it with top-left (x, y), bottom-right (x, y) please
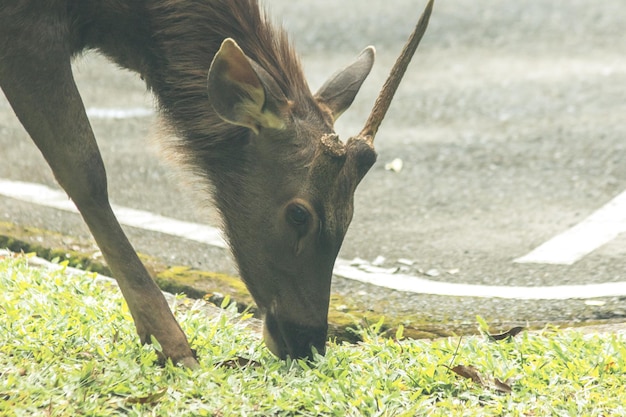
top-left (0, 179), bottom-right (227, 248)
top-left (333, 259), bottom-right (626, 300)
top-left (86, 107), bottom-right (154, 119)
top-left (515, 189), bottom-right (626, 265)
top-left (2, 179), bottom-right (626, 300)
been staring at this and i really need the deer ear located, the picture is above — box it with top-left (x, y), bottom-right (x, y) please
top-left (314, 46), bottom-right (375, 121)
top-left (207, 38), bottom-right (289, 134)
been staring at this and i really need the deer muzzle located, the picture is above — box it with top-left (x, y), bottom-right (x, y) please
top-left (263, 311), bottom-right (328, 360)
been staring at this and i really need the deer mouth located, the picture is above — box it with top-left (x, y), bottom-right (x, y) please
top-left (263, 311), bottom-right (327, 360)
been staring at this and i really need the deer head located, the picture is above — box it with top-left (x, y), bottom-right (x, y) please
top-left (206, 0), bottom-right (433, 359)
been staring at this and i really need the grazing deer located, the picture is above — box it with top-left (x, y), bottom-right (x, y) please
top-left (0, 0), bottom-right (433, 367)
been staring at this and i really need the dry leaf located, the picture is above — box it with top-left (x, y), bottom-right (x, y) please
top-left (218, 356), bottom-right (261, 369)
top-left (488, 326), bottom-right (524, 341)
top-left (448, 364), bottom-right (513, 395)
top-left (493, 378), bottom-right (513, 394)
top-left (126, 387), bottom-right (168, 405)
top-left (450, 364), bottom-right (483, 384)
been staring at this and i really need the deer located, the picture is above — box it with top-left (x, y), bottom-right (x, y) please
top-left (0, 0), bottom-right (433, 368)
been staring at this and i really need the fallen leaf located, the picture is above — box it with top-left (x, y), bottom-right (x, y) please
top-left (450, 364), bottom-right (483, 384)
top-left (218, 356), bottom-right (261, 369)
top-left (488, 326), bottom-right (524, 341)
top-left (126, 387), bottom-right (168, 405)
top-left (447, 365), bottom-right (513, 395)
top-left (493, 378), bottom-right (513, 394)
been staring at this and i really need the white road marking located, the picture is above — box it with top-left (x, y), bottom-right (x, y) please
top-left (0, 179), bottom-right (227, 248)
top-left (2, 179), bottom-right (626, 300)
top-left (515, 190), bottom-right (626, 265)
top-left (86, 107), bottom-right (154, 119)
top-left (333, 259), bottom-right (626, 300)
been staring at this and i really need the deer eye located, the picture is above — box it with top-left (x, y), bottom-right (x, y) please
top-left (287, 203), bottom-right (310, 226)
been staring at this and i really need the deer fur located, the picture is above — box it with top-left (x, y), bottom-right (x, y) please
top-left (0, 0), bottom-right (433, 365)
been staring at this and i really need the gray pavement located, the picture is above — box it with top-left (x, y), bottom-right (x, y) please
top-left (1, 0), bottom-right (625, 333)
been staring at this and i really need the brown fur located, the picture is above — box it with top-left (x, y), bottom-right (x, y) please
top-left (66, 0), bottom-right (312, 154)
top-left (0, 0), bottom-right (387, 362)
top-left (68, 0), bottom-right (326, 252)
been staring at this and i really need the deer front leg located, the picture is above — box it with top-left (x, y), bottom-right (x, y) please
top-left (0, 38), bottom-right (198, 368)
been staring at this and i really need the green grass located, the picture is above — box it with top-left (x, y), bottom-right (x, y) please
top-left (1, 253), bottom-right (625, 416)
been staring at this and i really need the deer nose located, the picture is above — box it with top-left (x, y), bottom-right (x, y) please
top-left (263, 312), bottom-right (327, 360)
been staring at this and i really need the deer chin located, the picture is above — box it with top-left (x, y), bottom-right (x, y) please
top-left (262, 310), bottom-right (327, 360)
top-left (263, 322), bottom-right (285, 359)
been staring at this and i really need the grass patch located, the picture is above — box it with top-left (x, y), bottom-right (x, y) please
top-left (0, 221), bottom-right (455, 343)
top-left (1, 253), bottom-right (626, 416)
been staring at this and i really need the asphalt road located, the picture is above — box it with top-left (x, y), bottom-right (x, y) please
top-left (1, 0), bottom-right (625, 332)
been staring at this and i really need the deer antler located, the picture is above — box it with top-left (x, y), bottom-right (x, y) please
top-left (359, 0), bottom-right (434, 144)
top-left (325, 0), bottom-right (434, 186)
